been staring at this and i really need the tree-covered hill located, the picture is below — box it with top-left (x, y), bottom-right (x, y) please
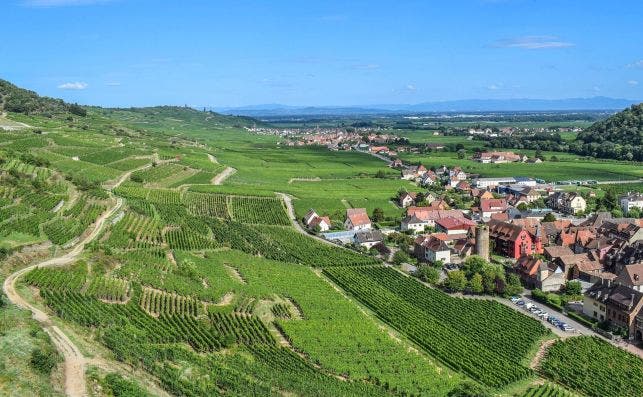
top-left (0, 79), bottom-right (265, 131)
top-left (0, 79), bottom-right (86, 116)
top-left (95, 105), bottom-right (265, 132)
top-left (575, 103), bottom-right (643, 160)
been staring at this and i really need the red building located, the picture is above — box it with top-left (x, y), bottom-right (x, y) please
top-left (487, 219), bottom-right (543, 259)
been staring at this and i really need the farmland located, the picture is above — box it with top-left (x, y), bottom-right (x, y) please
top-left (539, 337), bottom-right (643, 397)
top-left (325, 266), bottom-right (549, 387)
top-left (1, 81), bottom-right (641, 397)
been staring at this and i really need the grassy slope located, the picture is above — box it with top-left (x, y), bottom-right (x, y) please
top-left (0, 298), bottom-right (64, 396)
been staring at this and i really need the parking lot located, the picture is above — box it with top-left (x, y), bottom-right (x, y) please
top-left (509, 293), bottom-right (595, 338)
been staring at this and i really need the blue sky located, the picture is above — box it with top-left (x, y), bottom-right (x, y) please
top-left (2, 0), bottom-right (642, 107)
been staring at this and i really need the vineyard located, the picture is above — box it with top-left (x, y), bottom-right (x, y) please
top-left (229, 195), bottom-right (290, 225)
top-left (324, 266), bottom-right (549, 387)
top-left (519, 384), bottom-right (575, 397)
top-left (115, 185), bottom-right (292, 226)
top-left (539, 336), bottom-right (643, 397)
top-left (5, 93), bottom-right (633, 397)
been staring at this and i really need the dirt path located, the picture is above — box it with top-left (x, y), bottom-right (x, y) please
top-left (529, 339), bottom-right (556, 369)
top-left (3, 190), bottom-right (123, 396)
top-left (207, 153), bottom-right (219, 164)
top-left (211, 166), bottom-right (236, 185)
top-left (0, 111), bottom-right (32, 130)
top-left (276, 192), bottom-right (336, 247)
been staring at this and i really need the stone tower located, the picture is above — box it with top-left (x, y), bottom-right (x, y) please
top-left (476, 224), bottom-right (490, 261)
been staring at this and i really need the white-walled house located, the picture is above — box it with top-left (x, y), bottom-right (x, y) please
top-left (621, 193), bottom-right (643, 215)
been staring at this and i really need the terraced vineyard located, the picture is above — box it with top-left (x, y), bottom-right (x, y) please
top-left (519, 384), bottom-right (575, 397)
top-left (229, 195), bottom-right (290, 225)
top-left (3, 78), bottom-right (640, 397)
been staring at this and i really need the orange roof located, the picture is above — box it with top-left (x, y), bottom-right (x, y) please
top-left (346, 208), bottom-right (370, 226)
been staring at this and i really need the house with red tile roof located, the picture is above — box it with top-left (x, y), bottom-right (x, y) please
top-left (436, 217), bottom-right (476, 235)
top-left (414, 235), bottom-right (452, 263)
top-left (479, 198), bottom-right (508, 219)
top-left (487, 219), bottom-right (543, 259)
top-left (514, 256), bottom-right (566, 292)
top-left (303, 209), bottom-right (331, 232)
top-left (344, 208), bottom-right (371, 231)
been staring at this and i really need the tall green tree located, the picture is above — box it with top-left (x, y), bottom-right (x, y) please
top-left (469, 273), bottom-right (484, 294)
top-left (445, 270), bottom-right (467, 292)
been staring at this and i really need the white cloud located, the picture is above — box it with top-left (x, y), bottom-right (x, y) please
top-left (627, 60), bottom-right (643, 69)
top-left (392, 84), bottom-right (417, 94)
top-left (628, 80), bottom-right (639, 86)
top-left (487, 84), bottom-right (501, 90)
top-left (23, 0), bottom-right (111, 6)
top-left (492, 35), bottom-right (574, 49)
top-left (106, 82), bottom-right (121, 86)
top-left (57, 82), bottom-right (88, 90)
top-left (592, 86), bottom-right (601, 92)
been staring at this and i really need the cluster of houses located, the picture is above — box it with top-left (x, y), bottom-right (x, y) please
top-left (301, 165), bottom-right (643, 340)
top-left (467, 126), bottom-right (582, 137)
top-left (402, 191), bottom-right (643, 339)
top-left (472, 151), bottom-right (539, 164)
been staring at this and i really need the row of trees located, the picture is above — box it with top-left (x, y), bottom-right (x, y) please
top-left (416, 255), bottom-right (523, 297)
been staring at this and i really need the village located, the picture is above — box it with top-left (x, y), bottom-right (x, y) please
top-left (301, 157), bottom-right (643, 349)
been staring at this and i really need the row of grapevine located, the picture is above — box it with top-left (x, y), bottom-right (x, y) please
top-left (87, 276), bottom-right (130, 302)
top-left (540, 336), bottom-right (643, 397)
top-left (209, 312), bottom-right (274, 345)
top-left (0, 158), bottom-right (51, 180)
top-left (183, 192), bottom-right (228, 218)
top-left (25, 262), bottom-right (88, 291)
top-left (324, 266), bottom-right (544, 387)
top-left (132, 164), bottom-right (185, 183)
top-left (271, 303), bottom-right (292, 319)
top-left (206, 219), bottom-right (379, 266)
top-left (519, 384), bottom-right (575, 397)
top-left (346, 266), bottom-right (549, 362)
top-left (164, 228), bottom-right (218, 250)
top-left (107, 213), bottom-right (163, 248)
top-left (228, 196), bottom-right (290, 225)
top-left (43, 218), bottom-right (81, 245)
top-left (140, 287), bottom-right (205, 317)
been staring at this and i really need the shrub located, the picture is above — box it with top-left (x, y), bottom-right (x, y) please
top-left (29, 347), bottom-right (60, 375)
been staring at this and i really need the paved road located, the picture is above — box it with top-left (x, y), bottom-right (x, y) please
top-left (512, 292), bottom-right (643, 359)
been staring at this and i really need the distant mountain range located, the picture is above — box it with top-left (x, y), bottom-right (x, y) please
top-left (216, 97), bottom-right (642, 117)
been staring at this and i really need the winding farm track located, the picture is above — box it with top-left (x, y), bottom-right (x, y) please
top-left (276, 192), bottom-right (336, 246)
top-left (3, 196), bottom-right (123, 397)
top-left (2, 164), bottom-right (146, 397)
top-left (212, 166), bottom-right (236, 185)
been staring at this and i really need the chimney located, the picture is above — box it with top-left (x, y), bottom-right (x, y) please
top-left (631, 293), bottom-right (636, 308)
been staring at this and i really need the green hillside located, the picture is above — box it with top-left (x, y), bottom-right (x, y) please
top-left (95, 105), bottom-right (265, 133)
top-left (575, 103), bottom-right (643, 160)
top-left (0, 79), bottom-right (85, 116)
